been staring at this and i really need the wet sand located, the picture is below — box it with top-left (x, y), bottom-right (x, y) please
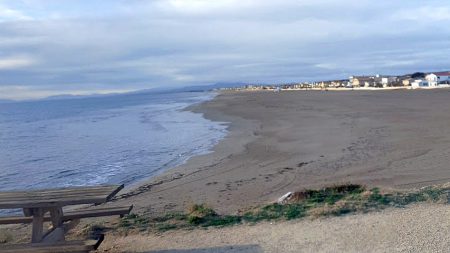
top-left (115, 89), bottom-right (450, 215)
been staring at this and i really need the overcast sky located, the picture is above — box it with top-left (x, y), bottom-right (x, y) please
top-left (0, 0), bottom-right (449, 99)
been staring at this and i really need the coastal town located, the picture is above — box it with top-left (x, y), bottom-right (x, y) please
top-left (224, 71), bottom-right (450, 91)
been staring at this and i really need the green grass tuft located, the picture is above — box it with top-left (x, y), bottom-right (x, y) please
top-left (187, 204), bottom-right (217, 225)
top-left (118, 184), bottom-right (449, 233)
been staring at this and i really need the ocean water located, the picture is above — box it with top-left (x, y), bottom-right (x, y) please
top-left (0, 91), bottom-right (227, 192)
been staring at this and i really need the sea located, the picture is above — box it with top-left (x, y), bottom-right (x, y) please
top-left (0, 91), bottom-right (227, 192)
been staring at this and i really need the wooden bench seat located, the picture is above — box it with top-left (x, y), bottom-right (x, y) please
top-left (0, 205), bottom-right (133, 225)
top-left (0, 235), bottom-right (103, 253)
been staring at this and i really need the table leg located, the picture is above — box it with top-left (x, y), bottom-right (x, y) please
top-left (41, 207), bottom-right (65, 243)
top-left (49, 207), bottom-right (63, 228)
top-left (31, 208), bottom-right (44, 243)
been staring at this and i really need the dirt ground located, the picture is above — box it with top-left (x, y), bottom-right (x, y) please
top-left (99, 203), bottom-right (450, 253)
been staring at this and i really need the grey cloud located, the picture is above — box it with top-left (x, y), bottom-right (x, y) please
top-left (0, 0), bottom-right (450, 99)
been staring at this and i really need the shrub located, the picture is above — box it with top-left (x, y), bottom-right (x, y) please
top-left (187, 204), bottom-right (217, 225)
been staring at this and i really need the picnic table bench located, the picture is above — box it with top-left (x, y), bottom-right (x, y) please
top-left (0, 184), bottom-right (132, 253)
top-left (0, 237), bottom-right (104, 253)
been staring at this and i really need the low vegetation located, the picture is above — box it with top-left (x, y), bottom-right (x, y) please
top-left (0, 229), bottom-right (13, 244)
top-left (118, 184), bottom-right (449, 233)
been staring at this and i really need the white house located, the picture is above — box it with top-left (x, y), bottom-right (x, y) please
top-left (379, 77), bottom-right (387, 87)
top-left (425, 73), bottom-right (438, 87)
top-left (411, 79), bottom-right (429, 89)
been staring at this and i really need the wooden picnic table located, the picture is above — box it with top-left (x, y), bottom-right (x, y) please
top-left (0, 184), bottom-right (124, 243)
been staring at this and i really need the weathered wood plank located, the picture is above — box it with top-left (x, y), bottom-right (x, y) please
top-left (0, 188), bottom-right (120, 201)
top-left (0, 185), bottom-right (121, 198)
top-left (31, 208), bottom-right (44, 243)
top-left (49, 207), bottom-right (63, 227)
top-left (105, 184), bottom-right (124, 201)
top-left (0, 185), bottom-right (119, 196)
top-left (62, 205), bottom-right (133, 220)
top-left (0, 215), bottom-right (31, 224)
top-left (0, 193), bottom-right (111, 203)
top-left (0, 205), bottom-right (133, 224)
top-left (0, 197), bottom-right (107, 209)
top-left (0, 185), bottom-right (123, 209)
top-left (0, 194), bottom-right (118, 206)
top-left (0, 187), bottom-right (120, 197)
top-left (0, 191), bottom-right (117, 201)
top-left (0, 237), bottom-right (103, 253)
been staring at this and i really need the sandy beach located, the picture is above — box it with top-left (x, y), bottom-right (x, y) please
top-left (2, 89), bottom-right (450, 252)
top-left (114, 89), bottom-right (450, 215)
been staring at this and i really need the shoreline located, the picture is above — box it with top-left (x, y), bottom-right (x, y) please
top-left (114, 89), bottom-right (450, 216)
top-left (114, 92), bottom-right (261, 213)
top-left (122, 92), bottom-right (232, 193)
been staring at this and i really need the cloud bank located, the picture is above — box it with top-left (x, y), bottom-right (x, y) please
top-left (0, 0), bottom-right (449, 99)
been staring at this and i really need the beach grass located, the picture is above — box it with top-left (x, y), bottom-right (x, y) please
top-left (118, 184), bottom-right (449, 233)
top-left (0, 230), bottom-right (13, 244)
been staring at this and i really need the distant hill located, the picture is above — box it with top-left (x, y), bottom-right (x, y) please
top-left (173, 82), bottom-right (246, 92)
top-left (43, 93), bottom-right (117, 101)
top-left (7, 82), bottom-right (247, 103)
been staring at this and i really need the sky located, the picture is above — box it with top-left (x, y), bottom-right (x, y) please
top-left (0, 0), bottom-right (450, 100)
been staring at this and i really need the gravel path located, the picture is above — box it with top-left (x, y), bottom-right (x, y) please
top-left (100, 203), bottom-right (449, 253)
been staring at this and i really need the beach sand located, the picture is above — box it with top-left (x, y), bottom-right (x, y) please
top-left (114, 89), bottom-right (450, 215)
top-left (3, 89), bottom-right (450, 252)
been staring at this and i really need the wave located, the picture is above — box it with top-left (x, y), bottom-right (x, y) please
top-left (0, 91), bottom-right (227, 192)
